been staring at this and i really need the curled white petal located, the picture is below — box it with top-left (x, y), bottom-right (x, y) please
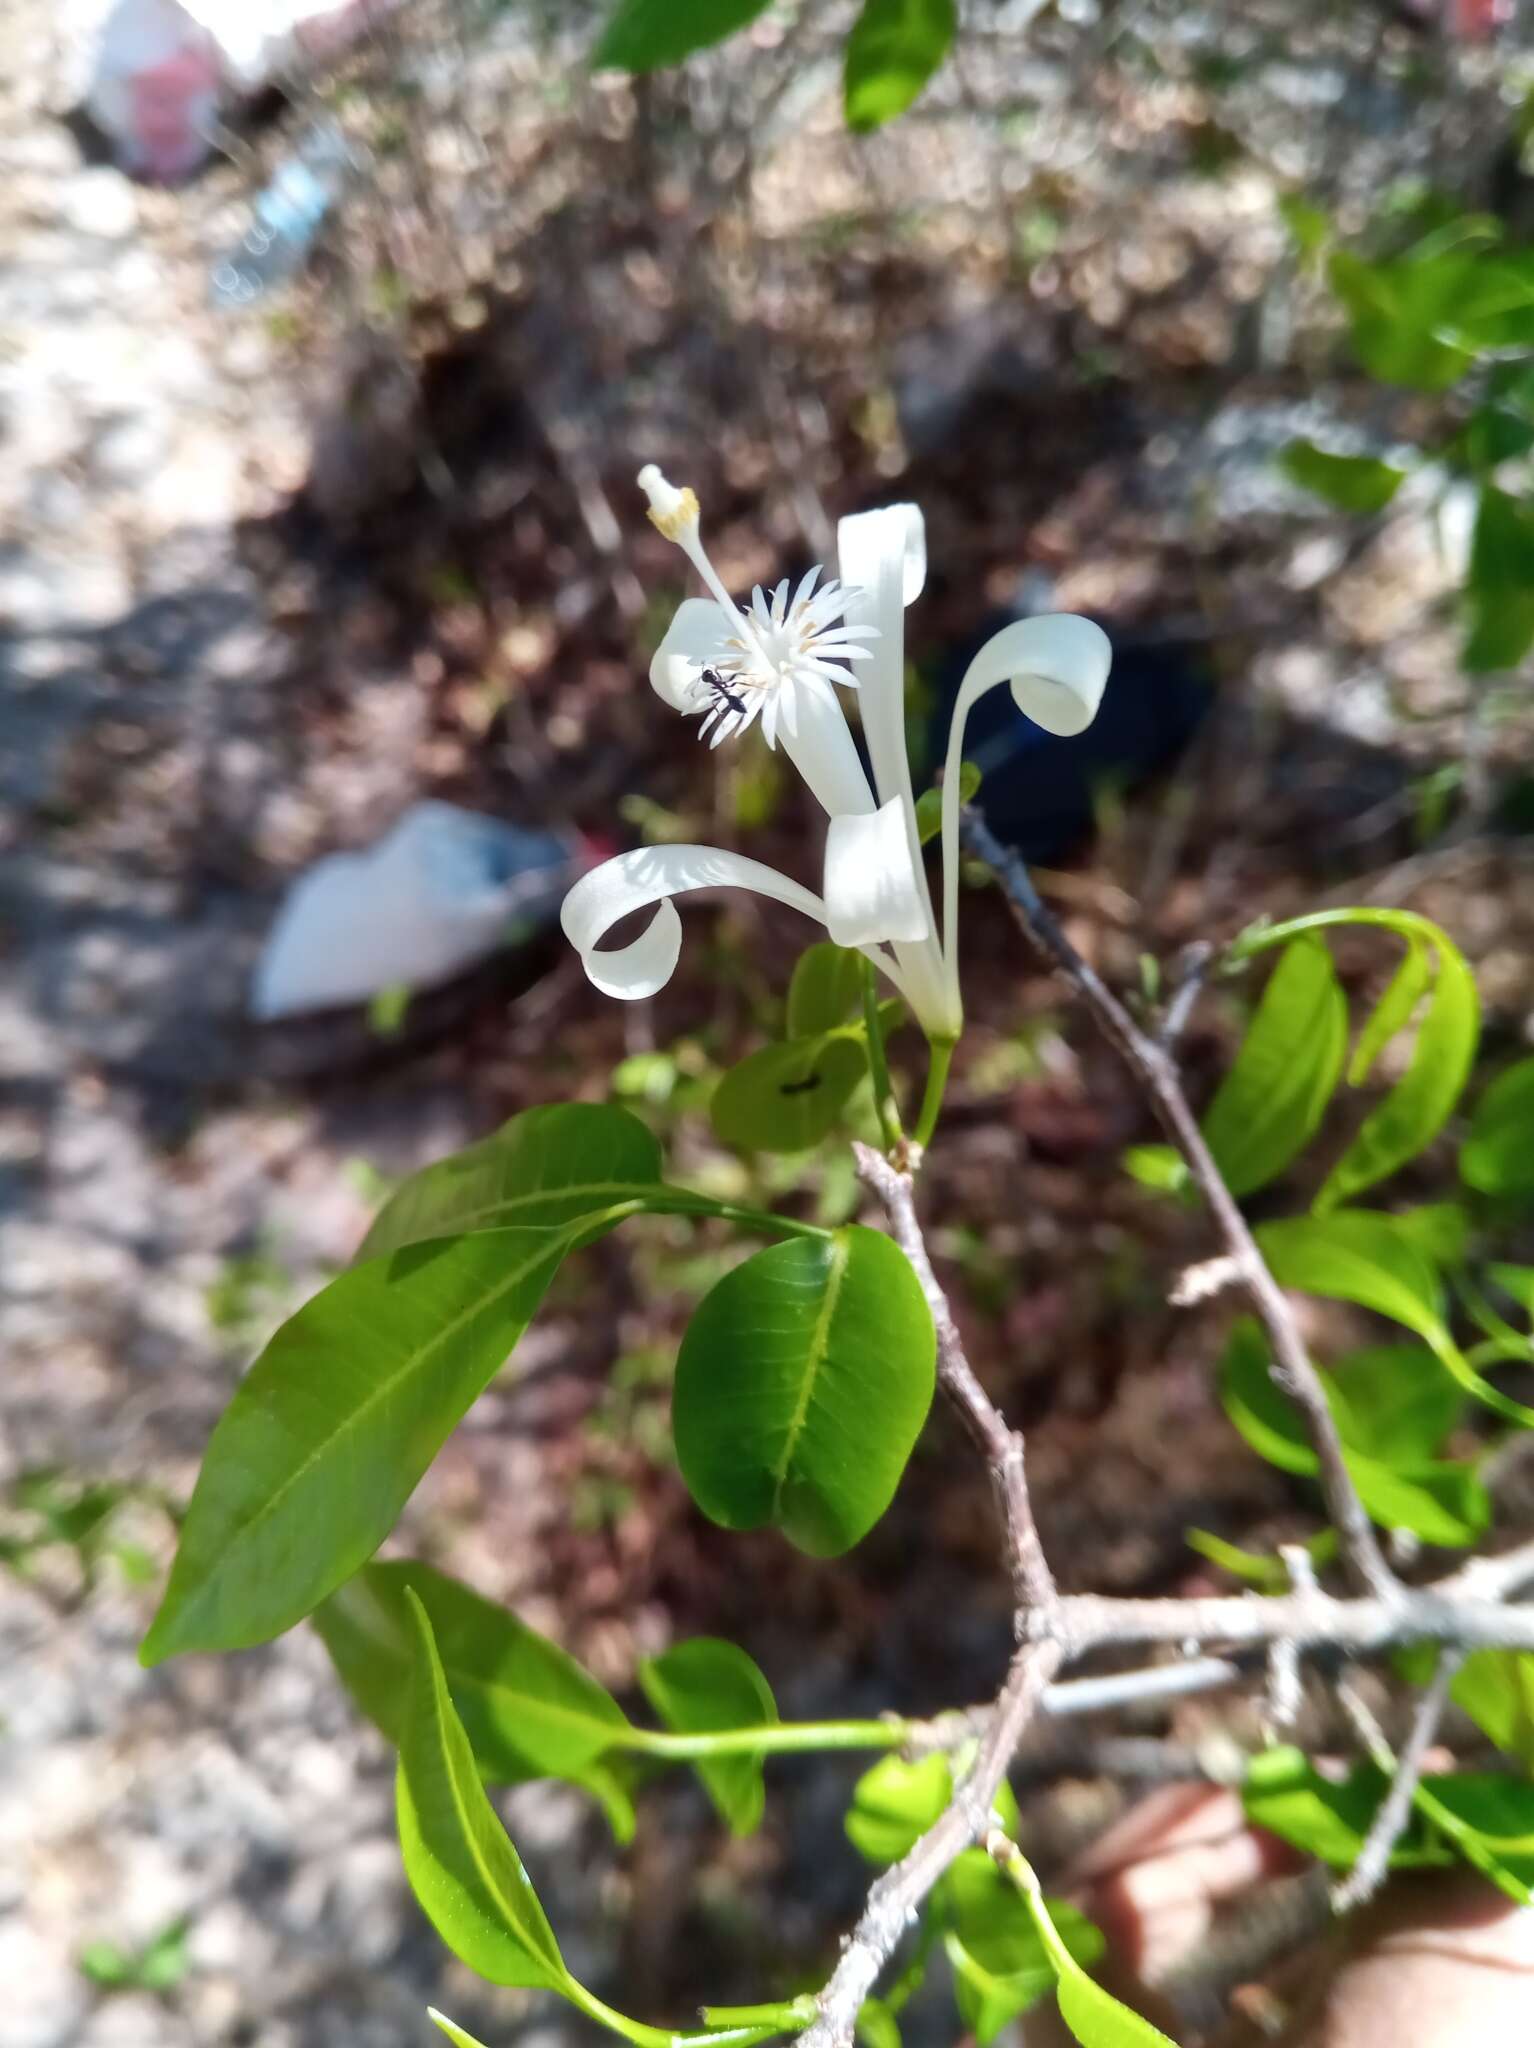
top-left (838, 503), bottom-right (926, 611)
top-left (937, 613), bottom-right (1113, 1019)
top-left (560, 844), bottom-right (826, 1000)
top-left (650, 597), bottom-right (731, 711)
top-left (823, 798), bottom-right (932, 949)
top-left (963, 613), bottom-right (1112, 738)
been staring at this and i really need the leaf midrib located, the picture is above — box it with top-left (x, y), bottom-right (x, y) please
top-left (160, 1231), bottom-right (568, 1648)
top-left (371, 1179), bottom-right (655, 1245)
top-left (770, 1234), bottom-right (848, 1514)
top-left (421, 1638), bottom-right (565, 1978)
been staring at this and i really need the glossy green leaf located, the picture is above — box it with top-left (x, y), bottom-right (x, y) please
top-left (314, 1561), bottom-right (632, 1791)
top-left (1011, 1862), bottom-right (1176, 2048)
top-left (1280, 440), bottom-right (1406, 515)
top-left (1413, 1775), bottom-right (1534, 1904)
top-left (1347, 943), bottom-right (1432, 1087)
top-left (396, 1590), bottom-right (570, 1990)
top-left (1385, 1202), bottom-right (1469, 1270)
top-left (710, 1035), bottom-right (870, 1155)
top-left (1324, 1344), bottom-right (1460, 1465)
top-left (1243, 1746), bottom-right (1445, 1870)
top-left (787, 944), bottom-right (867, 1037)
top-left (915, 760), bottom-right (981, 846)
top-left (1233, 910), bottom-right (1478, 1211)
top-left (846, 1754), bottom-right (954, 1863)
top-left (1465, 487), bottom-right (1534, 674)
top-left (1321, 933), bottom-right (1477, 1211)
top-left (1257, 1207), bottom-right (1534, 1427)
top-left (592, 0), bottom-right (771, 71)
top-left (1462, 1058), bottom-right (1534, 1197)
top-left (1218, 1320), bottom-right (1487, 1546)
top-left (360, 1103), bottom-right (663, 1257)
top-left (637, 1638), bottom-right (778, 1834)
top-left (674, 1227), bottom-right (936, 1556)
top-left (1258, 1211), bottom-right (1445, 1342)
top-left (1202, 938), bottom-right (1348, 1196)
top-left (845, 0), bottom-right (957, 132)
top-left (1447, 1651), bottom-right (1534, 1771)
top-left (943, 1850), bottom-right (1103, 2045)
top-left (1461, 402), bottom-right (1534, 474)
top-left (143, 1227), bottom-right (587, 1661)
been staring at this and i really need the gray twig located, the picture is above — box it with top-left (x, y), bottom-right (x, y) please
top-left (1332, 1652), bottom-right (1464, 1913)
top-left (961, 807), bottom-right (1399, 1604)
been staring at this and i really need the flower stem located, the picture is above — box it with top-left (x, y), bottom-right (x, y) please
top-left (912, 1035), bottom-right (957, 1150)
top-left (861, 957), bottom-right (904, 1154)
top-left (619, 1716), bottom-right (909, 1761)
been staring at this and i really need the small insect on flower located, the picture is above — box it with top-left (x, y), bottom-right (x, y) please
top-left (697, 666), bottom-right (752, 741)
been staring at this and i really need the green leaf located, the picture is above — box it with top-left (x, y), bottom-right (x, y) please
top-left (846, 1754), bottom-right (954, 1863)
top-left (314, 1561), bottom-right (633, 1804)
top-left (1384, 1202), bottom-right (1469, 1270)
top-left (1413, 1774), bottom-right (1534, 1903)
top-left (142, 1227), bottom-right (580, 1661)
top-left (914, 760), bottom-right (981, 846)
top-left (1218, 1319), bottom-right (1487, 1546)
top-left (1448, 1651), bottom-right (1534, 1771)
top-left (1329, 248), bottom-right (1479, 391)
top-left (1465, 486), bottom-right (1534, 674)
top-left (396, 1589), bottom-right (570, 1990)
top-left (429, 2013), bottom-right (492, 2048)
top-left (673, 1227), bottom-right (936, 1557)
top-left (1462, 1058), bottom-right (1534, 1197)
top-left (1185, 1526), bottom-right (1337, 1591)
top-left (1348, 944), bottom-right (1432, 1086)
top-left (360, 1103), bottom-right (663, 1257)
top-left (1202, 938), bottom-right (1348, 1196)
top-left (1324, 1344), bottom-right (1460, 1464)
top-left (845, 0), bottom-right (957, 132)
top-left (711, 1035), bottom-right (870, 1154)
top-left (638, 1638), bottom-right (777, 1834)
top-left (1280, 440), bottom-right (1407, 516)
top-left (1318, 925), bottom-right (1477, 1211)
top-left (1243, 1746), bottom-right (1444, 1870)
top-left (856, 1999), bottom-right (903, 2048)
top-left (77, 1942), bottom-right (133, 1989)
top-left (592, 0), bottom-right (771, 72)
top-left (787, 944), bottom-right (867, 1037)
top-left (1120, 1144), bottom-right (1191, 1196)
top-left (1256, 1207), bottom-right (1534, 1427)
top-left (1011, 1861), bottom-right (1176, 2048)
top-left (1261, 1211), bottom-right (1445, 1348)
top-left (1488, 1264), bottom-right (1534, 1324)
top-left (943, 1851), bottom-right (1104, 2045)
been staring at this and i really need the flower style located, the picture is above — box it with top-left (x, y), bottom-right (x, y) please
top-left (560, 466), bottom-right (1112, 1050)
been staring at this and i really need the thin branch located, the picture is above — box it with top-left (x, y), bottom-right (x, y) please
top-left (789, 1151), bottom-right (1064, 2048)
top-left (794, 1641), bottom-right (1064, 2048)
top-left (854, 1143), bottom-right (1055, 1614)
top-left (1030, 1571), bottom-right (1534, 1660)
top-left (961, 807), bottom-right (1399, 1605)
top-left (1332, 1651), bottom-right (1465, 1912)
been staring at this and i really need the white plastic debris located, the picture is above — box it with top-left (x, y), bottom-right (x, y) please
top-left (83, 0), bottom-right (395, 182)
top-left (251, 802), bottom-right (579, 1021)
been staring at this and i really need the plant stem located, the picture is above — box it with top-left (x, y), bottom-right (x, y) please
top-left (912, 1036), bottom-right (957, 1150)
top-left (861, 957), bottom-right (904, 1154)
top-left (643, 1191), bottom-right (833, 1242)
top-left (620, 1717), bottom-right (909, 1761)
top-left (702, 2003), bottom-right (818, 2031)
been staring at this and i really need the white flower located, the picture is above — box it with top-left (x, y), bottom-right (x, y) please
top-left (560, 468), bottom-right (1112, 1046)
